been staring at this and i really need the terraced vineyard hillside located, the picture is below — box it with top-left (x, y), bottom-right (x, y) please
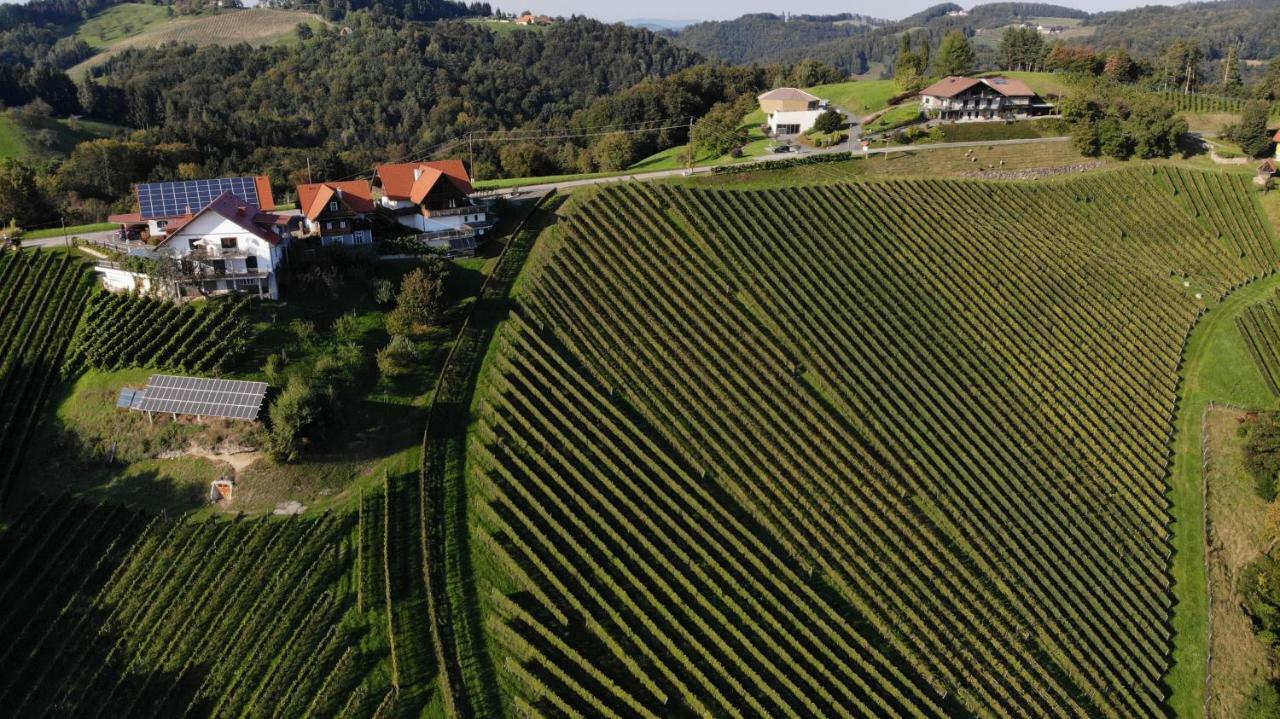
top-left (463, 167), bottom-right (1278, 716)
top-left (0, 250), bottom-right (93, 509)
top-left (0, 479), bottom-right (434, 716)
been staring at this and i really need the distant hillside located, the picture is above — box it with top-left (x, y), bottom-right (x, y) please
top-left (673, 12), bottom-right (888, 66)
top-left (672, 0), bottom-right (1278, 75)
top-left (672, 3), bottom-right (1084, 73)
top-left (68, 4), bottom-right (326, 77)
top-left (1087, 0), bottom-right (1280, 61)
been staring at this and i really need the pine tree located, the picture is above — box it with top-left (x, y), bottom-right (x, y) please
top-left (936, 30), bottom-right (974, 77)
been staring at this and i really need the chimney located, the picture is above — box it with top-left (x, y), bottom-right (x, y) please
top-left (413, 167), bottom-right (423, 180)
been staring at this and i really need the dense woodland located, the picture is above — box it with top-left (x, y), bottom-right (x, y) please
top-left (675, 0), bottom-right (1280, 79)
top-left (2, 0), bottom-right (1280, 232)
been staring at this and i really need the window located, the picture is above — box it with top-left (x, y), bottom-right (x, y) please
top-left (329, 201), bottom-right (339, 212)
top-left (339, 221), bottom-right (347, 229)
top-left (221, 237), bottom-right (237, 250)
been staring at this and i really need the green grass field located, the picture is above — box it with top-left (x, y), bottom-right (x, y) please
top-left (0, 113), bottom-right (121, 161)
top-left (807, 79), bottom-right (898, 118)
top-left (23, 222), bottom-right (116, 239)
top-left (68, 5), bottom-right (325, 77)
top-left (864, 103), bottom-right (923, 133)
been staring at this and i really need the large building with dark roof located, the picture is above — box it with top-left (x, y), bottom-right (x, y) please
top-left (919, 76), bottom-right (1054, 122)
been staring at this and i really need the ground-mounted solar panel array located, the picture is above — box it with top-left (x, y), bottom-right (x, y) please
top-left (130, 374), bottom-right (268, 420)
top-left (459, 167), bottom-right (1278, 717)
top-left (137, 176), bottom-right (264, 219)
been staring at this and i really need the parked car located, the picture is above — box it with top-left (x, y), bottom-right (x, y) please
top-left (772, 144), bottom-right (793, 153)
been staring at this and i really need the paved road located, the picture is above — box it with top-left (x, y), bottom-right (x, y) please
top-left (22, 229), bottom-right (121, 250)
top-left (497, 136), bottom-right (1071, 195)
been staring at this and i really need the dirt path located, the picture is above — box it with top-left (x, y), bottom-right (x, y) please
top-left (180, 442), bottom-right (262, 475)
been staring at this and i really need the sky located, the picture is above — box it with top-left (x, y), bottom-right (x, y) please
top-left (527, 0), bottom-right (1191, 23)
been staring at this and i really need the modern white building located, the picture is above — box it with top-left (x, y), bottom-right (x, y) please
top-left (758, 87), bottom-right (830, 136)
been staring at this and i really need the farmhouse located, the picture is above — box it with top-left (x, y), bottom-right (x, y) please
top-left (373, 160), bottom-right (492, 249)
top-left (150, 192), bottom-right (293, 299)
top-left (296, 179), bottom-right (375, 247)
top-left (919, 76), bottom-right (1054, 121)
top-left (515, 12), bottom-right (553, 25)
top-left (110, 175), bottom-right (275, 241)
top-left (1256, 131), bottom-right (1280, 184)
top-left (104, 177), bottom-right (295, 300)
top-left (758, 87), bottom-right (828, 136)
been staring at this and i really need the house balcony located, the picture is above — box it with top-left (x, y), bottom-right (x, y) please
top-left (188, 247), bottom-right (255, 261)
top-left (423, 205), bottom-right (480, 219)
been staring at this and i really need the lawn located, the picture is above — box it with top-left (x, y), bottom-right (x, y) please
top-left (997, 71), bottom-right (1076, 98)
top-left (68, 6), bottom-right (324, 77)
top-left (1167, 268), bottom-right (1280, 718)
top-left (0, 113), bottom-right (122, 160)
top-left (23, 222), bottom-right (117, 239)
top-left (627, 108), bottom-right (775, 172)
top-left (1204, 407), bottom-right (1273, 719)
top-left (72, 2), bottom-right (171, 49)
top-left (465, 17), bottom-right (545, 34)
top-left (807, 79), bottom-right (899, 119)
top-left (864, 104), bottom-right (924, 133)
top-left (936, 118), bottom-right (1069, 143)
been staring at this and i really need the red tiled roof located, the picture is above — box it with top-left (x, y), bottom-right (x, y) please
top-left (376, 160), bottom-right (472, 201)
top-left (109, 212), bottom-right (144, 225)
top-left (254, 176), bottom-right (277, 211)
top-left (297, 180), bottom-right (375, 220)
top-left (158, 192), bottom-right (285, 247)
top-left (920, 76), bottom-right (1037, 99)
top-left (1273, 129), bottom-right (1280, 142)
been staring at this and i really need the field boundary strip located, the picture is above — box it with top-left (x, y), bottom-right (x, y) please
top-left (419, 191), bottom-right (558, 718)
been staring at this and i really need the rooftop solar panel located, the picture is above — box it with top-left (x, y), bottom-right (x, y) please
top-left (137, 177), bottom-right (263, 220)
top-left (131, 375), bottom-right (268, 421)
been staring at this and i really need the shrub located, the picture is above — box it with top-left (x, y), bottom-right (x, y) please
top-left (266, 376), bottom-right (330, 463)
top-left (332, 312), bottom-right (361, 344)
top-left (396, 262), bottom-right (448, 328)
top-left (377, 335), bottom-right (418, 378)
top-left (372, 278), bottom-right (395, 305)
top-left (264, 353), bottom-right (285, 386)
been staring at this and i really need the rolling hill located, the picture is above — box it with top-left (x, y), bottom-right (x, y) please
top-left (442, 166), bottom-right (1277, 715)
top-left (67, 4), bottom-right (326, 77)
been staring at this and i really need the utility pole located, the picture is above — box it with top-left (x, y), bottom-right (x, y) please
top-left (61, 216), bottom-right (68, 249)
top-left (468, 132), bottom-right (475, 182)
top-left (686, 116), bottom-right (694, 174)
top-left (306, 157), bottom-right (313, 184)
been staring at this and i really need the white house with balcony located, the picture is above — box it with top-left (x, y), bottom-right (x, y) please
top-left (103, 189), bottom-right (295, 300)
top-left (919, 76), bottom-right (1054, 122)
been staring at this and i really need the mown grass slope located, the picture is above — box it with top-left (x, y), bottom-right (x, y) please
top-left (465, 166), bottom-right (1277, 716)
top-left (68, 5), bottom-right (325, 77)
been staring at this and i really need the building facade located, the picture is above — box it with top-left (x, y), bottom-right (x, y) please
top-left (373, 160), bottom-right (492, 241)
top-left (758, 87), bottom-right (830, 136)
top-left (919, 76), bottom-right (1053, 121)
top-left (296, 180), bottom-right (375, 247)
